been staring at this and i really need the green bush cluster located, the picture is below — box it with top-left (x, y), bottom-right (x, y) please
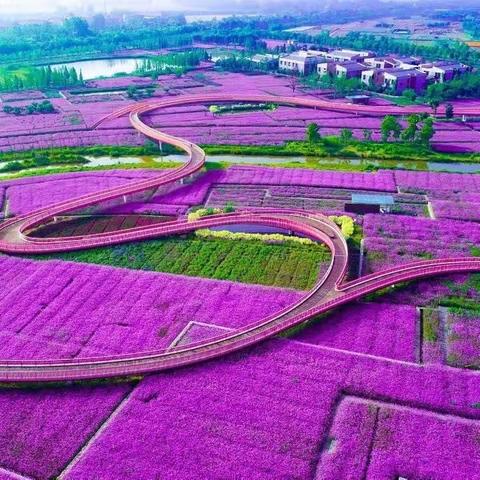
top-left (329, 215), bottom-right (355, 239)
top-left (0, 152), bottom-right (88, 172)
top-left (3, 100), bottom-right (55, 115)
top-left (209, 103), bottom-right (277, 115)
top-left (187, 207), bottom-right (224, 221)
top-left (422, 308), bottom-right (440, 342)
top-left (195, 229), bottom-right (316, 246)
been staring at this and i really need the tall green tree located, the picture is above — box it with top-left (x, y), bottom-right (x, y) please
top-left (419, 118), bottom-right (435, 146)
top-left (381, 115), bottom-right (402, 142)
top-left (339, 128), bottom-right (353, 145)
top-left (401, 114), bottom-right (420, 143)
top-left (63, 17), bottom-right (92, 37)
top-left (306, 122), bottom-right (321, 143)
top-left (445, 103), bottom-right (454, 119)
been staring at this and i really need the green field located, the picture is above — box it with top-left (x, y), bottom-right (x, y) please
top-left (32, 234), bottom-right (330, 291)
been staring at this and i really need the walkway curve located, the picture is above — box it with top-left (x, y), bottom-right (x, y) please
top-left (0, 94), bottom-right (479, 382)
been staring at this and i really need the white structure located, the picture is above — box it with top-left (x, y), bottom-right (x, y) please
top-left (279, 51), bottom-right (321, 75)
top-left (419, 61), bottom-right (470, 83)
top-left (324, 49), bottom-right (373, 62)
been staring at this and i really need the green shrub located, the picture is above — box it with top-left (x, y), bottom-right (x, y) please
top-left (329, 215), bottom-right (355, 239)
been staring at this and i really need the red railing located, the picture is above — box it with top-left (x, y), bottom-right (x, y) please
top-left (0, 94), bottom-right (478, 381)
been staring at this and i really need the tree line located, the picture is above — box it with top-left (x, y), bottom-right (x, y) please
top-left (306, 114), bottom-right (435, 146)
top-left (135, 50), bottom-right (209, 76)
top-left (0, 65), bottom-right (83, 92)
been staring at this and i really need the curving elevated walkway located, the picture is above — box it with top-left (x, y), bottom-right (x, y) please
top-left (0, 94), bottom-right (479, 382)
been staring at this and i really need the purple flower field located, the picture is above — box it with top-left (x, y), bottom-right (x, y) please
top-left (60, 339), bottom-right (480, 479)
top-left (293, 302), bottom-right (418, 361)
top-left (0, 255), bottom-right (301, 360)
top-left (363, 214), bottom-right (480, 271)
top-left (3, 74), bottom-right (480, 477)
top-left (0, 382), bottom-right (132, 479)
top-left (2, 71), bottom-right (480, 151)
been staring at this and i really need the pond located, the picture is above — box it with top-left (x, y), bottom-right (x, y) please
top-left (67, 154), bottom-right (480, 174)
top-left (166, 154), bottom-right (480, 173)
top-left (49, 57), bottom-right (143, 80)
top-left (1, 153), bottom-right (480, 179)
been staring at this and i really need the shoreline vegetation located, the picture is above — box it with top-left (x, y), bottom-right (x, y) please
top-left (203, 139), bottom-right (480, 163)
top-left (1, 139), bottom-right (480, 181)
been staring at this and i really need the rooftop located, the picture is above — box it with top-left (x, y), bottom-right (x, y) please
top-left (330, 49), bottom-right (371, 57)
top-left (351, 193), bottom-right (395, 205)
top-left (337, 62), bottom-right (369, 72)
top-left (281, 51), bottom-right (320, 62)
top-left (383, 68), bottom-right (426, 79)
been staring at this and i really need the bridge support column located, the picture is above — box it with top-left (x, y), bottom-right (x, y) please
top-left (123, 195), bottom-right (127, 204)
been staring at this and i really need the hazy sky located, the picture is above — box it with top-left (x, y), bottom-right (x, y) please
top-left (0, 0), bottom-right (432, 17)
top-left (0, 0), bottom-right (306, 15)
top-left (0, 0), bottom-right (231, 15)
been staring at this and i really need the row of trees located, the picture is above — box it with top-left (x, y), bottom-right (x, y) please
top-left (0, 15), bottom-right (268, 65)
top-left (306, 113), bottom-right (436, 146)
top-left (306, 122), bottom-right (356, 145)
top-left (0, 15), bottom-right (198, 62)
top-left (135, 50), bottom-right (209, 76)
top-left (216, 56), bottom-right (273, 73)
top-left (425, 73), bottom-right (480, 103)
top-left (380, 114), bottom-right (435, 144)
top-left (0, 65), bottom-right (83, 92)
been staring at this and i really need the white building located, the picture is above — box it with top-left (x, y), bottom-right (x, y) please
top-left (279, 51), bottom-right (321, 75)
top-left (324, 49), bottom-right (373, 62)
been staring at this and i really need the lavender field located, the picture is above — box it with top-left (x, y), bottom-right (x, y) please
top-left (2, 71), bottom-right (480, 153)
top-left (1, 160), bottom-right (480, 478)
top-left (3, 0), bottom-right (480, 475)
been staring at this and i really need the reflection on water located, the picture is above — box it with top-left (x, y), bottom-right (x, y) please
top-left (1, 153), bottom-right (479, 179)
top-left (48, 57), bottom-right (143, 80)
top-left (188, 154), bottom-right (480, 174)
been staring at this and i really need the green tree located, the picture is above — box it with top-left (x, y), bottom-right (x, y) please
top-left (363, 129), bottom-right (373, 142)
top-left (402, 89), bottom-right (417, 102)
top-left (381, 115), bottom-right (402, 142)
top-left (401, 114), bottom-right (420, 143)
top-left (445, 103), bottom-right (454, 119)
top-left (339, 128), bottom-right (353, 145)
top-left (306, 122), bottom-right (321, 143)
top-left (428, 98), bottom-right (441, 116)
top-left (224, 202), bottom-right (235, 213)
top-left (332, 76), bottom-right (360, 97)
top-left (126, 86), bottom-right (138, 98)
top-left (63, 17), bottom-right (91, 37)
top-left (419, 117), bottom-right (435, 146)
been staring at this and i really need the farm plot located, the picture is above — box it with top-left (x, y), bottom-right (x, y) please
top-left (0, 255), bottom-right (302, 360)
top-left (62, 338), bottom-right (480, 479)
top-left (35, 234), bottom-right (330, 291)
